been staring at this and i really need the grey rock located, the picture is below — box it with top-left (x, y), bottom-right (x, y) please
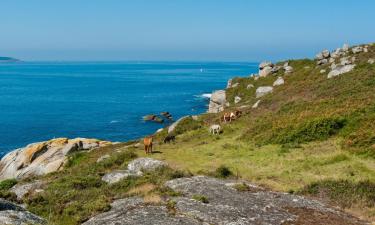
top-left (234, 96), bottom-right (241, 104)
top-left (328, 64), bottom-right (355, 79)
top-left (127, 158), bottom-right (167, 174)
top-left (352, 46), bottom-right (363, 54)
top-left (259, 61), bottom-right (273, 70)
top-left (317, 58), bottom-right (328, 65)
top-left (0, 198), bottom-right (46, 225)
top-left (164, 176), bottom-right (365, 225)
top-left (320, 69), bottom-right (326, 74)
top-left (83, 198), bottom-right (200, 225)
top-left (256, 86), bottom-right (273, 98)
top-left (246, 84), bottom-right (254, 89)
top-left (284, 65), bottom-right (293, 73)
top-left (208, 90), bottom-right (226, 113)
top-left (342, 43), bottom-right (350, 51)
top-left (102, 170), bottom-right (141, 184)
top-left (10, 181), bottom-right (45, 200)
top-left (273, 77), bottom-right (285, 86)
top-left (168, 116), bottom-right (190, 134)
top-left (340, 57), bottom-right (351, 66)
top-left (368, 58), bottom-right (375, 64)
top-left (316, 50), bottom-right (330, 60)
top-left (259, 66), bottom-right (273, 77)
top-left (231, 82), bottom-right (239, 88)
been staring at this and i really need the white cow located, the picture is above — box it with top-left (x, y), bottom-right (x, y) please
top-left (210, 124), bottom-right (221, 135)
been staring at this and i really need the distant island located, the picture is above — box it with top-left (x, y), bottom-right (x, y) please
top-left (0, 56), bottom-right (19, 62)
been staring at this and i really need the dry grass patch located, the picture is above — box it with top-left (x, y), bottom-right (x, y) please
top-left (127, 183), bottom-right (156, 196)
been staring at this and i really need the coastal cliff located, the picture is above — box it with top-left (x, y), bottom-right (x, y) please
top-left (0, 42), bottom-right (374, 224)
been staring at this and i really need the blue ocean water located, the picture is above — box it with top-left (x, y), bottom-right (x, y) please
top-left (0, 62), bottom-right (257, 157)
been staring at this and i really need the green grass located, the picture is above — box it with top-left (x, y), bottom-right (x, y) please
top-left (0, 178), bottom-right (17, 191)
top-left (192, 194), bottom-right (209, 203)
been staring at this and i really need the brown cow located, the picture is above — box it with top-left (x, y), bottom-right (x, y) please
top-left (144, 136), bottom-right (153, 154)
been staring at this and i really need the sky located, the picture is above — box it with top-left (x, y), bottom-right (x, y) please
top-left (1, 0), bottom-right (375, 61)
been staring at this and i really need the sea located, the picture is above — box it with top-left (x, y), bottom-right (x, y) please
top-left (0, 61), bottom-right (257, 157)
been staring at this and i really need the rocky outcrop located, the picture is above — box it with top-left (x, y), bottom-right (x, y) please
top-left (258, 61), bottom-right (274, 77)
top-left (246, 84), bottom-right (254, 89)
top-left (256, 86), bottom-right (273, 98)
top-left (102, 158), bottom-right (167, 184)
top-left (208, 90), bottom-right (226, 113)
top-left (86, 176), bottom-right (365, 225)
top-left (0, 198), bottom-right (46, 225)
top-left (0, 138), bottom-right (111, 180)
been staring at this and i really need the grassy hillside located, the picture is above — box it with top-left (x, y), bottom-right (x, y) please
top-left (0, 43), bottom-right (374, 224)
top-left (148, 43), bottom-right (375, 220)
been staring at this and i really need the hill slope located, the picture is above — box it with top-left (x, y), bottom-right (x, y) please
top-left (0, 43), bottom-right (374, 224)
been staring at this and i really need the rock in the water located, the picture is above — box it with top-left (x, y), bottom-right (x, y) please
top-left (208, 90), bottom-right (226, 113)
top-left (0, 198), bottom-right (46, 225)
top-left (96, 154), bottom-right (110, 163)
top-left (102, 170), bottom-right (142, 184)
top-left (10, 181), bottom-right (45, 200)
top-left (252, 100), bottom-right (261, 108)
top-left (273, 77), bottom-right (285, 86)
top-left (168, 116), bottom-right (189, 134)
top-left (256, 86), bottom-right (273, 98)
top-left (0, 138), bottom-right (111, 181)
top-left (127, 158), bottom-right (167, 174)
top-left (327, 65), bottom-right (355, 79)
top-left (234, 96), bottom-right (241, 104)
top-left (246, 84), bottom-right (254, 89)
top-left (143, 115), bottom-right (164, 123)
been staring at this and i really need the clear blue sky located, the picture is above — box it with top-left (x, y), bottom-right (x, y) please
top-left (1, 0), bottom-right (374, 61)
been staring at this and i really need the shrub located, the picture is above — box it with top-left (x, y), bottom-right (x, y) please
top-left (192, 194), bottom-right (209, 203)
top-left (271, 117), bottom-right (346, 144)
top-left (300, 180), bottom-right (375, 208)
top-left (0, 179), bottom-right (17, 191)
top-left (215, 165), bottom-right (233, 178)
top-left (173, 117), bottom-right (202, 136)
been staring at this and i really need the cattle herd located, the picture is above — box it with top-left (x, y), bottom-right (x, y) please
top-left (143, 109), bottom-right (242, 154)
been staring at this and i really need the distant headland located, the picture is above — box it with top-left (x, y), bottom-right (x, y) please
top-left (0, 56), bottom-right (19, 63)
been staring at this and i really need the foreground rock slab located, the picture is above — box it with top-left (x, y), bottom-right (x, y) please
top-left (0, 138), bottom-right (111, 180)
top-left (208, 90), bottom-right (227, 113)
top-left (88, 176), bottom-right (366, 225)
top-left (0, 198), bottom-right (46, 225)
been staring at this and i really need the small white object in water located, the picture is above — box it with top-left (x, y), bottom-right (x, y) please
top-left (200, 68), bottom-right (203, 72)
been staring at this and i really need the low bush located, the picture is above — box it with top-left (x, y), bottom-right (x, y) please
top-left (0, 178), bottom-right (17, 191)
top-left (215, 165), bottom-right (233, 178)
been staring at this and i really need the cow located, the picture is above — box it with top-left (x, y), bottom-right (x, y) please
top-left (210, 124), bottom-right (221, 135)
top-left (143, 136), bottom-right (153, 154)
top-left (163, 135), bottom-right (176, 144)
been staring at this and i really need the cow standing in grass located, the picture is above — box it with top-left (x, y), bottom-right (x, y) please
top-left (144, 136), bottom-right (153, 154)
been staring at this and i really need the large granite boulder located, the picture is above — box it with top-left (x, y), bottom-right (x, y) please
top-left (86, 176), bottom-right (366, 225)
top-left (256, 86), bottom-right (274, 98)
top-left (327, 65), bottom-right (355, 79)
top-left (0, 138), bottom-right (111, 181)
top-left (258, 61), bottom-right (274, 77)
top-left (102, 158), bottom-right (167, 184)
top-left (0, 198), bottom-right (46, 225)
top-left (273, 76), bottom-right (285, 86)
top-left (127, 158), bottom-right (167, 173)
top-left (208, 90), bottom-right (226, 113)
